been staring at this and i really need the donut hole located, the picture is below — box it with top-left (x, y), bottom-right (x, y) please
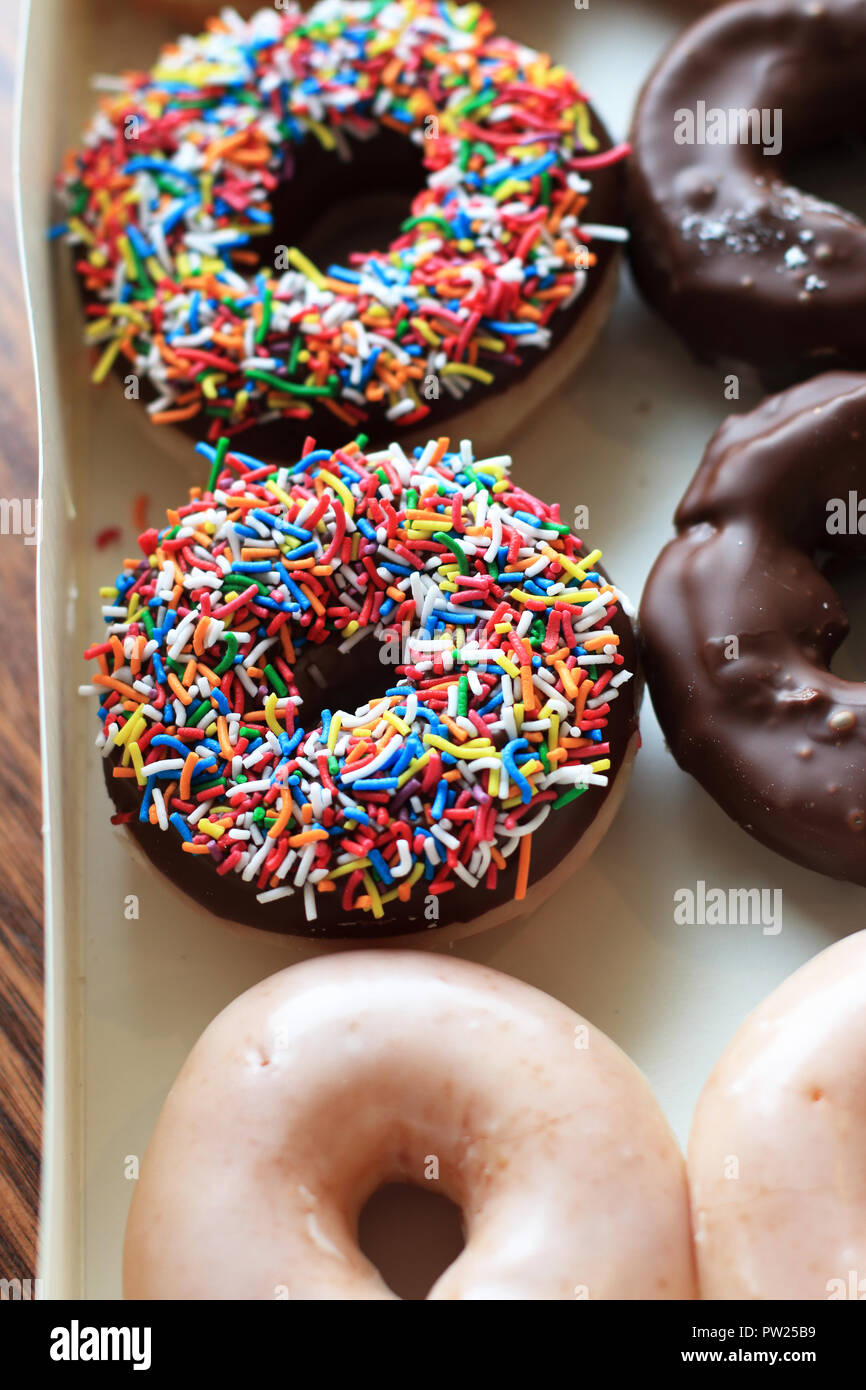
top-left (357, 1181), bottom-right (465, 1300)
top-left (785, 135), bottom-right (866, 224)
top-left (292, 626), bottom-right (392, 727)
top-left (819, 552), bottom-right (866, 681)
top-left (250, 126), bottom-right (426, 275)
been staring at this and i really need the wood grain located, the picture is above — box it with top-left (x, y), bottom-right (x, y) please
top-left (0, 0), bottom-right (42, 1286)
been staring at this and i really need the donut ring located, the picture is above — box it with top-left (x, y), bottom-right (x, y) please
top-left (627, 0), bottom-right (866, 382)
top-left (640, 372), bottom-right (866, 887)
top-left (123, 951), bottom-right (697, 1300)
top-left (59, 0), bottom-right (625, 451)
top-left (689, 929), bottom-right (866, 1299)
top-left (84, 434), bottom-right (638, 938)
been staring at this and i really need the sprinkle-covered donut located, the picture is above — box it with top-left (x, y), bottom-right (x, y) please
top-left (640, 372), bottom-right (866, 887)
top-left (124, 951), bottom-right (697, 1300)
top-left (82, 435), bottom-right (638, 938)
top-left (627, 0), bottom-right (866, 383)
top-left (58, 1), bottom-right (626, 450)
top-left (689, 930), bottom-right (866, 1299)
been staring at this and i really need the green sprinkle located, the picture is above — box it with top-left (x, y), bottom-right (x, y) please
top-left (264, 662), bottom-right (288, 696)
top-left (186, 700), bottom-right (212, 728)
top-left (457, 675), bottom-right (469, 717)
top-left (433, 530), bottom-right (469, 575)
top-left (245, 368), bottom-right (339, 396)
top-left (400, 212), bottom-right (454, 238)
top-left (254, 287), bottom-right (273, 345)
top-left (207, 435), bottom-right (230, 493)
top-left (553, 786), bottom-right (588, 810)
top-left (213, 631), bottom-right (239, 675)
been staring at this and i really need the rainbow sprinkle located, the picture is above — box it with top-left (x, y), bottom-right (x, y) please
top-left (57, 0), bottom-right (627, 440)
top-left (82, 434), bottom-right (633, 924)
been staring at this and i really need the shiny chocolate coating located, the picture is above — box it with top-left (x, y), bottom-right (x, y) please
top-left (641, 372), bottom-right (866, 886)
top-left (627, 0), bottom-right (866, 383)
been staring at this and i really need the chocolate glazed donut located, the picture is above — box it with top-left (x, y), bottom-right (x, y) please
top-left (627, 0), bottom-right (866, 383)
top-left (641, 372), bottom-right (866, 886)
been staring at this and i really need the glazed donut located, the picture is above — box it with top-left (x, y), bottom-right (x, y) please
top-left (82, 434), bottom-right (639, 938)
top-left (640, 372), bottom-right (866, 886)
top-left (689, 930), bottom-right (866, 1300)
top-left (628, 0), bottom-right (866, 383)
top-left (58, 0), bottom-right (626, 454)
top-left (123, 951), bottom-right (696, 1300)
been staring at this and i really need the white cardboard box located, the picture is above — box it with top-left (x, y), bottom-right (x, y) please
top-left (18, 0), bottom-right (864, 1299)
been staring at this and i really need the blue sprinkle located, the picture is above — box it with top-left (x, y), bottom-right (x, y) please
top-left (170, 812), bottom-right (193, 841)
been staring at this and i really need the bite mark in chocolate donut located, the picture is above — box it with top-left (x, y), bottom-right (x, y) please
top-left (641, 371), bottom-right (866, 886)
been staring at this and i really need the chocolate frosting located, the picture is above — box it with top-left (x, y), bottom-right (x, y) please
top-left (104, 593), bottom-right (640, 938)
top-left (627, 0), bottom-right (866, 383)
top-left (640, 371), bottom-right (866, 885)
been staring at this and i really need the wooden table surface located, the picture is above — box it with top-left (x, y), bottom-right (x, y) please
top-left (0, 0), bottom-right (42, 1287)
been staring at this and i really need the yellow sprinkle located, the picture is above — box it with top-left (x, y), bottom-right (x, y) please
top-left (326, 713), bottom-right (342, 753)
top-left (328, 858), bottom-right (371, 879)
top-left (591, 758), bottom-right (611, 773)
top-left (439, 363), bottom-right (495, 385)
top-left (264, 692), bottom-right (283, 737)
top-left (117, 234), bottom-right (137, 280)
top-left (379, 861), bottom-right (426, 903)
top-left (286, 246), bottom-right (326, 290)
top-left (91, 336), bottom-right (124, 385)
top-left (198, 818), bottom-right (226, 839)
top-left (509, 587), bottom-right (596, 607)
top-left (576, 548), bottom-right (603, 577)
top-left (494, 621), bottom-right (512, 634)
top-left (423, 734), bottom-right (495, 759)
top-left (362, 872), bottom-right (385, 919)
top-left (318, 468), bottom-right (355, 517)
top-left (494, 178), bottom-right (530, 203)
top-left (306, 119), bottom-right (337, 151)
top-left (342, 619), bottom-right (359, 638)
top-left (383, 710), bottom-right (410, 737)
top-left (541, 543), bottom-right (586, 581)
top-left (573, 101), bottom-right (600, 154)
top-left (397, 751), bottom-right (431, 787)
top-left (264, 479), bottom-right (293, 509)
top-left (410, 317), bottom-right (441, 347)
top-left (129, 741), bottom-right (145, 786)
top-left (67, 216), bottom-right (95, 246)
top-left (492, 652), bottom-right (520, 678)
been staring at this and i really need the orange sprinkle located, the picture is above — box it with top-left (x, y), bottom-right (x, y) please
top-left (93, 673), bottom-right (145, 702)
top-left (520, 666), bottom-right (537, 712)
top-left (267, 788), bottom-right (292, 840)
top-left (167, 673), bottom-right (194, 706)
top-left (179, 751), bottom-right (197, 802)
top-left (514, 834), bottom-right (532, 902)
top-left (288, 828), bottom-right (329, 848)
